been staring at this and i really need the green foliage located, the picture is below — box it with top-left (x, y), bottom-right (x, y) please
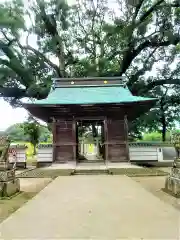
top-left (171, 130), bottom-right (180, 149)
top-left (0, 0), bottom-right (179, 100)
top-left (4, 122), bottom-right (52, 143)
top-left (5, 113), bottom-right (52, 155)
top-left (142, 132), bottom-right (171, 142)
top-left (0, 0), bottom-right (179, 136)
top-left (25, 142), bottom-right (34, 158)
top-left (22, 121), bottom-right (40, 155)
top-left (5, 123), bottom-right (26, 142)
top-left (0, 0), bottom-right (25, 30)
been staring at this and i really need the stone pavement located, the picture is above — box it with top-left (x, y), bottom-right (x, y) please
top-left (0, 175), bottom-right (179, 239)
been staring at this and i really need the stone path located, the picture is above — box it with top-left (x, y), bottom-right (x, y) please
top-left (0, 176), bottom-right (179, 239)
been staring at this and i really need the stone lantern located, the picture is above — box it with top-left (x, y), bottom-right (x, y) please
top-left (165, 132), bottom-right (180, 197)
top-left (0, 136), bottom-right (20, 197)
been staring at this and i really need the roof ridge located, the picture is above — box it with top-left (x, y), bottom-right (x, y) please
top-left (55, 84), bottom-right (127, 89)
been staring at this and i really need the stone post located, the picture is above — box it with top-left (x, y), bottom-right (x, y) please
top-left (0, 136), bottom-right (20, 198)
top-left (165, 132), bottom-right (180, 197)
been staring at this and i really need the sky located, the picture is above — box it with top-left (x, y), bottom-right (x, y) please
top-left (0, 100), bottom-right (28, 131)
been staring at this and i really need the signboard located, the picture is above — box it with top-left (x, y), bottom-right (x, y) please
top-left (8, 148), bottom-right (17, 162)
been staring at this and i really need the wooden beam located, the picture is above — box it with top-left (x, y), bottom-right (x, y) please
top-left (53, 77), bottom-right (126, 88)
top-left (53, 76), bottom-right (124, 81)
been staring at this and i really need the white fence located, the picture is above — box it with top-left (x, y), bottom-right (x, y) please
top-left (129, 146), bottom-right (163, 162)
top-left (37, 147), bottom-right (53, 162)
top-left (37, 143), bottom-right (173, 163)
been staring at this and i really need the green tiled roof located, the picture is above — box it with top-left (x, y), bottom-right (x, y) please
top-left (30, 86), bottom-right (156, 105)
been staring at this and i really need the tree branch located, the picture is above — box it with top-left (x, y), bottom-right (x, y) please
top-left (138, 0), bottom-right (164, 24)
top-left (170, 2), bottom-right (180, 7)
top-left (134, 35), bottom-right (180, 56)
top-left (119, 34), bottom-right (180, 76)
top-left (146, 78), bottom-right (180, 91)
top-left (38, 1), bottom-right (66, 76)
top-left (128, 47), bottom-right (158, 88)
top-left (0, 41), bottom-right (34, 86)
top-left (1, 31), bottom-right (13, 43)
top-left (23, 45), bottom-right (61, 77)
top-left (76, 0), bottom-right (88, 35)
top-left (0, 85), bottom-right (26, 98)
top-left (138, 0), bottom-right (180, 25)
top-left (133, 0), bottom-right (145, 20)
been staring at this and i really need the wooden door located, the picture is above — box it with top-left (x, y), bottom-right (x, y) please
top-left (53, 119), bottom-right (76, 163)
top-left (105, 118), bottom-right (129, 162)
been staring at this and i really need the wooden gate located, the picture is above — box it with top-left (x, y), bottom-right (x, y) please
top-left (105, 118), bottom-right (129, 162)
top-left (53, 119), bottom-right (76, 163)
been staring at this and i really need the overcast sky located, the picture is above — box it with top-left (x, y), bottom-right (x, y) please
top-left (0, 100), bottom-right (28, 130)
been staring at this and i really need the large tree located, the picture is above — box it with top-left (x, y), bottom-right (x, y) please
top-left (0, 0), bottom-right (180, 137)
top-left (5, 121), bottom-right (51, 142)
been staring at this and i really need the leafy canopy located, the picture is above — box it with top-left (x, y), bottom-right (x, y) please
top-left (0, 0), bottom-right (180, 138)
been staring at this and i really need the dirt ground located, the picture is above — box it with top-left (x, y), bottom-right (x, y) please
top-left (133, 175), bottom-right (180, 210)
top-left (20, 178), bottom-right (52, 192)
top-left (0, 178), bottom-right (52, 223)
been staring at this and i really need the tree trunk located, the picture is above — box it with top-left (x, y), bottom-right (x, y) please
top-left (162, 118), bottom-right (166, 142)
top-left (33, 144), bottom-right (37, 155)
top-left (160, 103), bottom-right (166, 142)
top-left (92, 123), bottom-right (98, 138)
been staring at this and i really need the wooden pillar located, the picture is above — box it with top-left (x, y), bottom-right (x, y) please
top-left (124, 115), bottom-right (130, 162)
top-left (52, 118), bottom-right (57, 162)
top-left (104, 118), bottom-right (108, 161)
top-left (72, 119), bottom-right (77, 162)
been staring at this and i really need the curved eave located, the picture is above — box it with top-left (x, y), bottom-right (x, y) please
top-left (23, 99), bottom-right (157, 122)
top-left (125, 99), bottom-right (157, 120)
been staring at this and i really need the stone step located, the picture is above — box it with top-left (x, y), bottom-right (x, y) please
top-left (78, 160), bottom-right (104, 164)
top-left (73, 169), bottom-right (110, 175)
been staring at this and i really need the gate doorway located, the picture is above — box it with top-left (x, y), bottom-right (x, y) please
top-left (76, 120), bottom-right (105, 162)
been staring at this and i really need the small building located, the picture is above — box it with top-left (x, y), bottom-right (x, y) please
top-left (24, 77), bottom-right (157, 165)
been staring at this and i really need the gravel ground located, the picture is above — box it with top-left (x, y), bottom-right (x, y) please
top-left (20, 178), bottom-right (52, 192)
top-left (133, 176), bottom-right (180, 210)
top-left (0, 178), bottom-right (52, 224)
top-left (0, 176), bottom-right (179, 239)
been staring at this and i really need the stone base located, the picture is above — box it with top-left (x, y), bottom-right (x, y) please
top-left (0, 162), bottom-right (13, 171)
top-left (0, 178), bottom-right (20, 197)
top-left (173, 158), bottom-right (180, 168)
top-left (36, 162), bottom-right (52, 168)
top-left (165, 167), bottom-right (180, 198)
top-left (0, 169), bottom-right (15, 181)
top-left (9, 162), bottom-right (26, 169)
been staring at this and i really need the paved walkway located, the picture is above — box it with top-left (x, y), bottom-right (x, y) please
top-left (0, 176), bottom-right (179, 239)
